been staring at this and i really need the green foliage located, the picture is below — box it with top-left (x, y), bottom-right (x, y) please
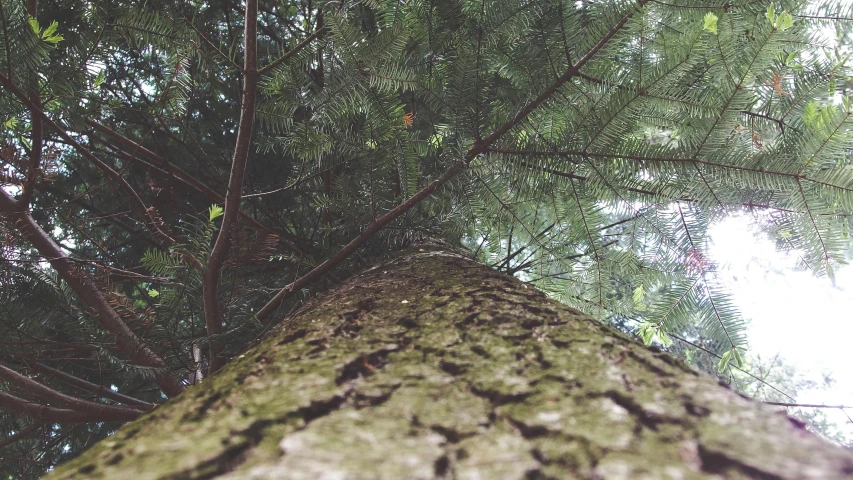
top-left (637, 321), bottom-right (672, 347)
top-left (717, 347), bottom-right (745, 373)
top-left (703, 13), bottom-right (718, 35)
top-left (208, 204), bottom-right (224, 222)
top-left (28, 17), bottom-right (63, 44)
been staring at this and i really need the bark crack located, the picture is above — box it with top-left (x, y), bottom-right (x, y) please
top-left (697, 444), bottom-right (784, 480)
top-left (469, 384), bottom-right (534, 406)
top-left (167, 385), bottom-right (360, 480)
top-left (336, 343), bottom-right (401, 385)
top-left (593, 390), bottom-right (682, 431)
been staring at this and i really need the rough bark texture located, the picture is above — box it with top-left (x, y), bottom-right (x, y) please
top-left (47, 246), bottom-right (853, 479)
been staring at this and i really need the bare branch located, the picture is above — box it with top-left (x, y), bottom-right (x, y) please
top-left (0, 365), bottom-right (146, 418)
top-left (203, 0), bottom-right (259, 373)
top-left (0, 391), bottom-right (137, 423)
top-left (33, 363), bottom-right (155, 408)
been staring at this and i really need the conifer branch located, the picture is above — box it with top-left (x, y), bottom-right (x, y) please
top-left (0, 422), bottom-right (41, 449)
top-left (183, 17), bottom-right (242, 72)
top-left (0, 0), bottom-right (11, 81)
top-left (0, 189), bottom-right (185, 397)
top-left (3, 0), bottom-right (853, 469)
top-left (764, 402), bottom-right (853, 409)
top-left (203, 0), bottom-right (259, 373)
top-left (671, 333), bottom-right (795, 401)
top-left (0, 391), bottom-right (138, 423)
top-left (794, 14), bottom-right (853, 22)
top-left (565, 174), bottom-right (605, 308)
top-left (33, 363), bottom-right (155, 408)
top-left (675, 203), bottom-right (736, 349)
top-left (797, 111), bottom-right (852, 174)
top-left (17, 0), bottom-right (42, 210)
top-left (741, 110), bottom-right (790, 133)
top-left (796, 177), bottom-right (830, 265)
top-left (0, 73), bottom-right (175, 246)
top-left (88, 121), bottom-right (312, 256)
top-left (256, 1), bottom-right (649, 319)
top-left (472, 169), bottom-right (562, 267)
top-left (256, 160), bottom-right (469, 320)
top-left (258, 24), bottom-right (326, 76)
top-left (517, 160), bottom-right (659, 196)
top-left (0, 365), bottom-right (147, 418)
top-left (475, 1), bottom-right (650, 154)
top-left (488, 148), bottom-right (853, 193)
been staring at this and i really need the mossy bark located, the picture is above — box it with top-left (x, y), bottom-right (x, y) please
top-left (48, 245), bottom-right (853, 479)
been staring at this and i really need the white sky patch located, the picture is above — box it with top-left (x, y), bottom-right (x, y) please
top-left (709, 215), bottom-right (853, 438)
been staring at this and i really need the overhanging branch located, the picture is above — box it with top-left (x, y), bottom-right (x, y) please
top-left (255, 1), bottom-right (650, 320)
top-left (0, 189), bottom-right (184, 397)
top-left (203, 0), bottom-right (259, 373)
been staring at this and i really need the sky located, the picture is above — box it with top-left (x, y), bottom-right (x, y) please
top-left (708, 215), bottom-right (853, 441)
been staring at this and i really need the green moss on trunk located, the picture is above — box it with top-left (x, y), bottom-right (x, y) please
top-left (48, 246), bottom-right (853, 479)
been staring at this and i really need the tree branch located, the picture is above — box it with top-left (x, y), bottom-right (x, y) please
top-left (0, 73), bottom-right (174, 246)
top-left (0, 189), bottom-right (184, 397)
top-left (203, 0), bottom-right (259, 373)
top-left (0, 422), bottom-right (42, 449)
top-left (17, 0), bottom-right (42, 209)
top-left (487, 147), bottom-right (853, 194)
top-left (255, 1), bottom-right (650, 320)
top-left (258, 25), bottom-right (326, 76)
top-left (0, 391), bottom-right (137, 423)
top-left (255, 160), bottom-right (468, 320)
top-left (183, 17), bottom-right (243, 72)
top-left (0, 365), bottom-right (146, 418)
top-left (764, 402), bottom-right (853, 409)
top-left (33, 363), bottom-right (155, 408)
top-left (87, 121), bottom-right (311, 255)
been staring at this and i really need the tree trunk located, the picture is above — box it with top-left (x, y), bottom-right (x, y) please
top-left (47, 245), bottom-right (853, 479)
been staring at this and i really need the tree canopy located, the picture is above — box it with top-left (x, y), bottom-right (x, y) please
top-left (0, 0), bottom-right (852, 476)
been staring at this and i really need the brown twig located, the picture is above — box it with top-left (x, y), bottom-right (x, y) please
top-left (0, 365), bottom-right (145, 419)
top-left (203, 0), bottom-right (259, 374)
top-left (0, 391), bottom-right (139, 423)
top-left (33, 363), bottom-right (155, 408)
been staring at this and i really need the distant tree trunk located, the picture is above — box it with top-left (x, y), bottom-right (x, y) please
top-left (47, 245), bottom-right (853, 479)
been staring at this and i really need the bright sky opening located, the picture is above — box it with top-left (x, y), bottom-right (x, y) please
top-left (709, 215), bottom-right (853, 442)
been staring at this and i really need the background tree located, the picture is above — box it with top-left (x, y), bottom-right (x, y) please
top-left (0, 0), bottom-right (852, 477)
top-left (728, 352), bottom-right (852, 446)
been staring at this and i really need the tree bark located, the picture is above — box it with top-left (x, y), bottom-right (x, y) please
top-left (46, 245), bottom-right (853, 479)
